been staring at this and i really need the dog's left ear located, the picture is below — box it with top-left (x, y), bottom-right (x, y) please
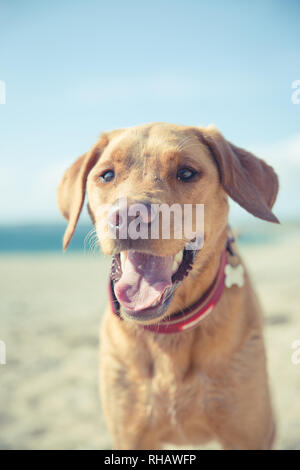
top-left (57, 135), bottom-right (109, 250)
top-left (195, 126), bottom-right (279, 223)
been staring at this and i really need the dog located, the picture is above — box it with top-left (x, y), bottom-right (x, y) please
top-left (57, 122), bottom-right (279, 450)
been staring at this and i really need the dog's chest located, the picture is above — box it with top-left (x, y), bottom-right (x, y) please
top-left (140, 350), bottom-right (223, 441)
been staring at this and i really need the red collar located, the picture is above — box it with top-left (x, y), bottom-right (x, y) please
top-left (109, 247), bottom-right (228, 334)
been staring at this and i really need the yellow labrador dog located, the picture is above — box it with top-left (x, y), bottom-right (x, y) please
top-left (58, 122), bottom-right (278, 450)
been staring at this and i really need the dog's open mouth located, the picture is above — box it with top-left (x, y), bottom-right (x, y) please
top-left (110, 246), bottom-right (198, 323)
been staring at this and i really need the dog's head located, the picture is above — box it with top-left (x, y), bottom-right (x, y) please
top-left (58, 122), bottom-right (279, 324)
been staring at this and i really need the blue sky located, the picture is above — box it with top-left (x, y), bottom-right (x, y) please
top-left (0, 0), bottom-right (299, 224)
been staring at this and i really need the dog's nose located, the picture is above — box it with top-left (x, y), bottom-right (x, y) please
top-left (108, 200), bottom-right (157, 232)
top-left (129, 202), bottom-right (157, 225)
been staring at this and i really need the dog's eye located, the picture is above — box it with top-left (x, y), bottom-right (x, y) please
top-left (99, 170), bottom-right (115, 183)
top-left (176, 167), bottom-right (197, 182)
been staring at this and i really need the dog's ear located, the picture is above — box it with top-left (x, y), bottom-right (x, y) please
top-left (57, 135), bottom-right (109, 250)
top-left (195, 126), bottom-right (279, 223)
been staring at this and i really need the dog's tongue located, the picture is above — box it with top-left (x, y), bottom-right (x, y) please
top-left (114, 251), bottom-right (173, 311)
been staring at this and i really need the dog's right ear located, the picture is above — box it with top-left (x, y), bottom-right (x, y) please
top-left (57, 135), bottom-right (109, 251)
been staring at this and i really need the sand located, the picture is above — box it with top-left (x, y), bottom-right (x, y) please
top-left (0, 234), bottom-right (300, 450)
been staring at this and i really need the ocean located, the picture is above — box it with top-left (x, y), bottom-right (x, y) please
top-left (0, 223), bottom-right (94, 253)
top-left (0, 221), bottom-right (287, 253)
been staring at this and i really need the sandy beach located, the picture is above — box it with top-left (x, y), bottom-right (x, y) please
top-left (0, 231), bottom-right (300, 450)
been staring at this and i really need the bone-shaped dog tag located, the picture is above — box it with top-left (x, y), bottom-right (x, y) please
top-left (225, 264), bottom-right (245, 288)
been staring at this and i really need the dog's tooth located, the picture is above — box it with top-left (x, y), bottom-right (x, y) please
top-left (171, 250), bottom-right (183, 275)
top-left (175, 250), bottom-right (183, 265)
top-left (172, 259), bottom-right (179, 274)
top-left (120, 251), bottom-right (126, 270)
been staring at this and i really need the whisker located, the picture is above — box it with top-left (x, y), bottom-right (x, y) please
top-left (84, 228), bottom-right (100, 255)
top-left (90, 236), bottom-right (100, 255)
